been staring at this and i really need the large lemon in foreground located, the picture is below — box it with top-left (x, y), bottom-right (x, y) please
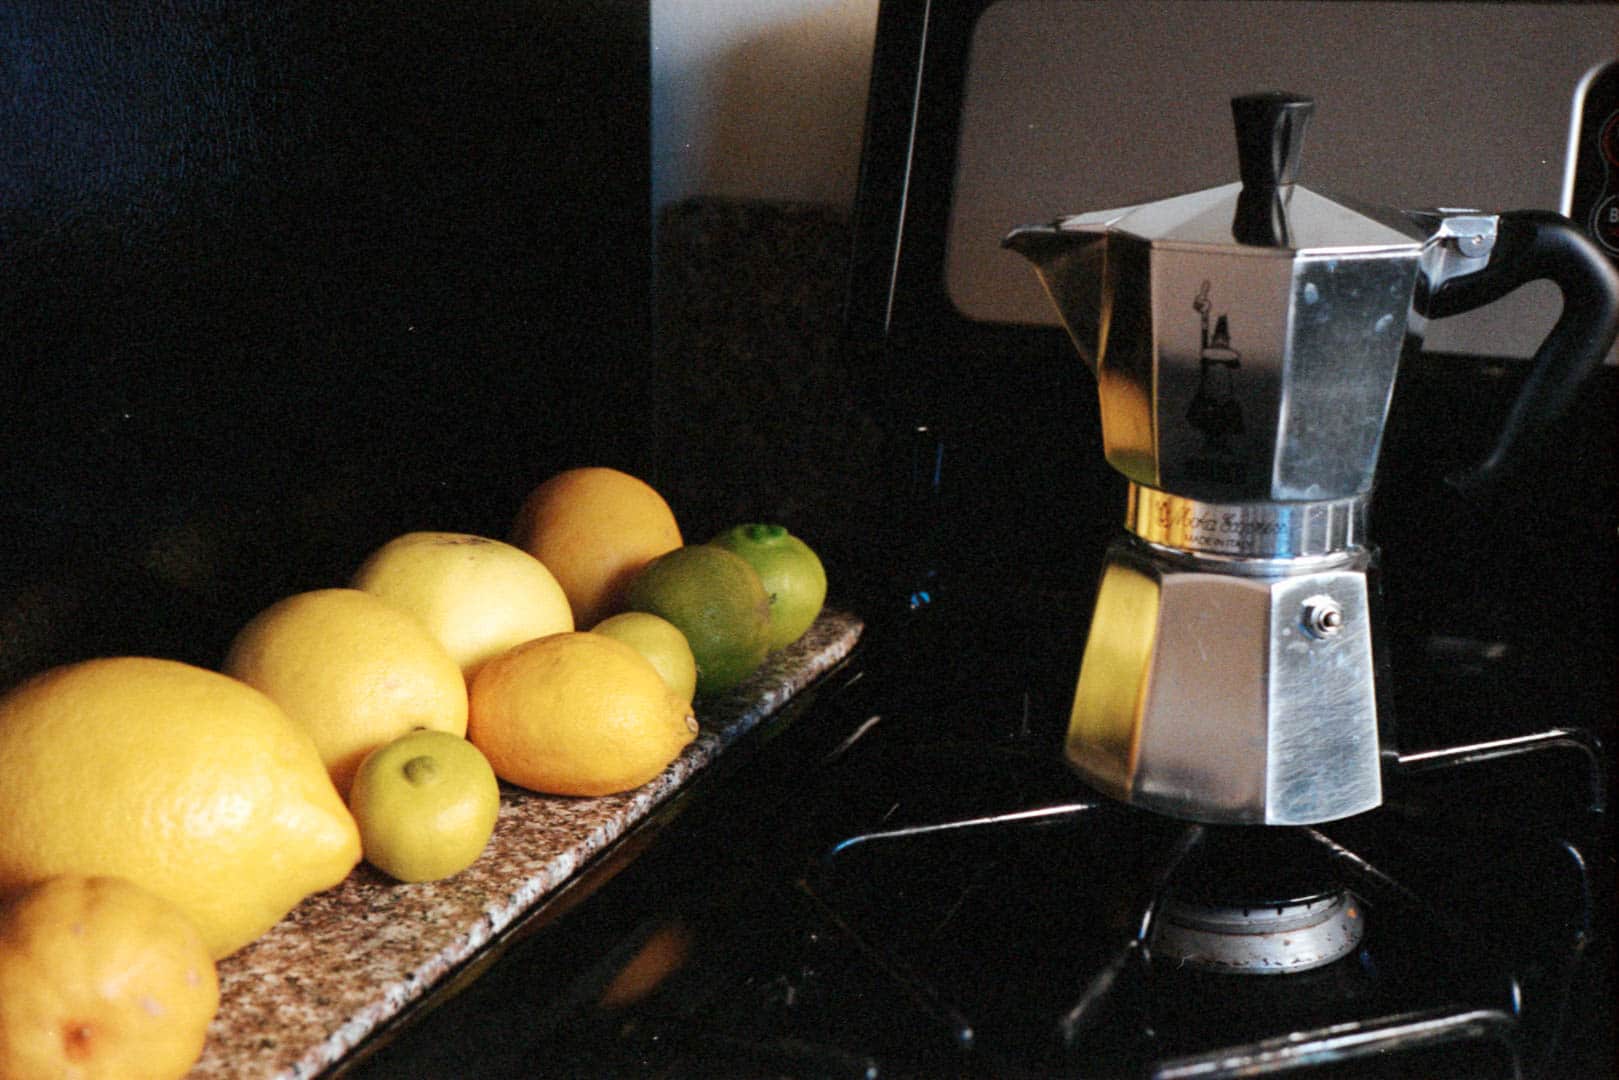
top-left (0, 657), bottom-right (361, 959)
top-left (351, 531), bottom-right (574, 681)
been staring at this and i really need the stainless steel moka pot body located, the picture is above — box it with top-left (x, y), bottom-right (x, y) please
top-left (1006, 93), bottom-right (1619, 826)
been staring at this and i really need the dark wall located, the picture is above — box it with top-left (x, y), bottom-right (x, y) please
top-left (0, 3), bottom-right (651, 683)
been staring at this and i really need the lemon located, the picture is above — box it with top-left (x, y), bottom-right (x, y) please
top-left (625, 545), bottom-right (772, 697)
top-left (0, 657), bottom-right (360, 959)
top-left (710, 524), bottom-right (828, 650)
top-left (510, 467), bottom-right (683, 629)
top-left (350, 531), bottom-right (574, 681)
top-left (469, 632), bottom-right (698, 796)
top-left (0, 875), bottom-right (219, 1080)
top-left (591, 611), bottom-right (698, 705)
top-left (347, 730), bottom-right (500, 884)
top-left (223, 587), bottom-right (468, 799)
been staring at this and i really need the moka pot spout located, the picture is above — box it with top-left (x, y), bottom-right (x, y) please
top-left (1001, 218), bottom-right (1118, 375)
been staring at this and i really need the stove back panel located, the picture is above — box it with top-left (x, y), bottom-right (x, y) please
top-left (943, 0), bottom-right (1619, 364)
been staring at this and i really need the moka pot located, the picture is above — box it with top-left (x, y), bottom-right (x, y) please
top-left (1004, 92), bottom-right (1619, 825)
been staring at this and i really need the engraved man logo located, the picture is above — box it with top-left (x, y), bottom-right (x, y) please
top-left (1186, 280), bottom-right (1244, 451)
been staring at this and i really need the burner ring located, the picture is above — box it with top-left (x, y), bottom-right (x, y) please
top-left (1154, 889), bottom-right (1365, 974)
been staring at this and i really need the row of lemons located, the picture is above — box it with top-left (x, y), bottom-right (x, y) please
top-left (0, 466), bottom-right (826, 1079)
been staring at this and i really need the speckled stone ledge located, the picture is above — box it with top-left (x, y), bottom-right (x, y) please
top-left (188, 609), bottom-right (863, 1080)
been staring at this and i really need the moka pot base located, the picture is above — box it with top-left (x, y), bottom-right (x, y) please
top-left (1065, 486), bottom-right (1382, 826)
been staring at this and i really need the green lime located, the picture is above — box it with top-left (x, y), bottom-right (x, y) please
top-left (347, 729), bottom-right (500, 883)
top-left (624, 545), bottom-right (771, 698)
top-left (591, 611), bottom-right (699, 705)
top-left (709, 524), bottom-right (827, 650)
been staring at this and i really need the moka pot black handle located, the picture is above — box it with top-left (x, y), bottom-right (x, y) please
top-left (1421, 210), bottom-right (1619, 494)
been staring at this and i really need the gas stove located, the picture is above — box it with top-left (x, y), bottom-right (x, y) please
top-left (344, 3), bottom-right (1614, 1076)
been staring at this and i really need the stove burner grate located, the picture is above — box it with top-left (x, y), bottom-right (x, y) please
top-left (790, 715), bottom-right (1609, 1079)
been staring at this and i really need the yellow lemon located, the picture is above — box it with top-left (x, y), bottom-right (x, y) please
top-left (710, 523), bottom-right (828, 650)
top-left (590, 611), bottom-right (698, 705)
top-left (468, 632), bottom-right (698, 796)
top-left (510, 467), bottom-right (683, 630)
top-left (0, 875), bottom-right (219, 1080)
top-left (350, 531), bottom-right (574, 681)
top-left (347, 730), bottom-right (500, 884)
top-left (223, 588), bottom-right (468, 799)
top-left (0, 657), bottom-right (360, 958)
top-left (625, 545), bottom-right (772, 698)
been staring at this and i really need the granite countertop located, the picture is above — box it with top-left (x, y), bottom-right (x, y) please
top-left (188, 608), bottom-right (863, 1079)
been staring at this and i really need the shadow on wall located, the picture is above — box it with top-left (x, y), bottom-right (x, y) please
top-left (649, 5), bottom-right (884, 601)
top-left (656, 0), bottom-right (877, 209)
top-left (653, 196), bottom-right (894, 612)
